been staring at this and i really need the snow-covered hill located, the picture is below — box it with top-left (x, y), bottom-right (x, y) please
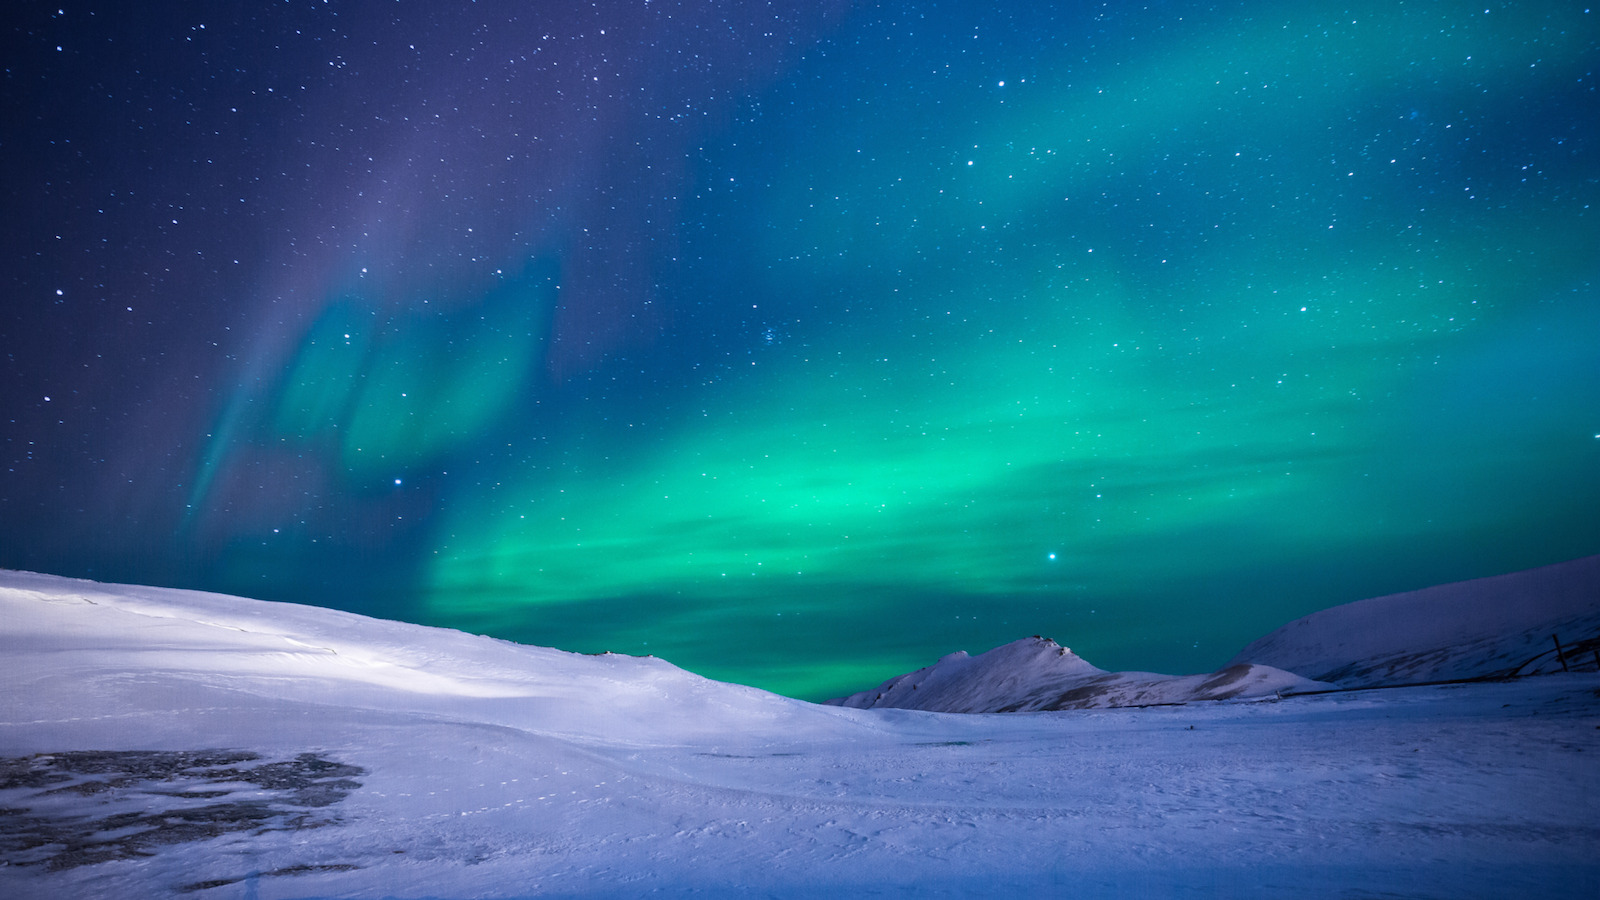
top-left (3, 566), bottom-right (1598, 898)
top-left (828, 555), bottom-right (1600, 713)
top-left (1230, 554), bottom-right (1600, 687)
top-left (826, 637), bottom-right (1328, 712)
top-left (0, 568), bottom-right (813, 748)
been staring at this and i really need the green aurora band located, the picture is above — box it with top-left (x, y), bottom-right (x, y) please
top-left (242, 2), bottom-right (1596, 700)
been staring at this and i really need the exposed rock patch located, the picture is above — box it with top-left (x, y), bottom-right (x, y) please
top-left (0, 750), bottom-right (364, 871)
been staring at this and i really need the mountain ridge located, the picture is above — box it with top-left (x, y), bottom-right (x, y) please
top-left (828, 554), bottom-right (1600, 712)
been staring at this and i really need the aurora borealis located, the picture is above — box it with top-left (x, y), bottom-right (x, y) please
top-left (4, 1), bottom-right (1598, 699)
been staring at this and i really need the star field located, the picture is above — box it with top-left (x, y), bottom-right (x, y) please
top-left (3, 1), bottom-right (1598, 699)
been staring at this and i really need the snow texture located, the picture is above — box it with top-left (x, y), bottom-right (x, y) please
top-left (3, 565), bottom-right (1599, 898)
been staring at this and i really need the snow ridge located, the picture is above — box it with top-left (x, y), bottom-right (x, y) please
top-left (828, 554), bottom-right (1600, 712)
top-left (1229, 554), bottom-right (1600, 687)
top-left (825, 636), bottom-right (1328, 713)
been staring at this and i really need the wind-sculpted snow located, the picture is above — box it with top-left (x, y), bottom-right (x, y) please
top-left (1230, 554), bottom-right (1600, 687)
top-left (3, 568), bottom-right (1598, 897)
top-left (825, 636), bottom-right (1330, 712)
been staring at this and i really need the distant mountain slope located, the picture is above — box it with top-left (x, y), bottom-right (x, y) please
top-left (1228, 554), bottom-right (1600, 687)
top-left (829, 555), bottom-right (1600, 713)
top-left (825, 637), bottom-right (1328, 713)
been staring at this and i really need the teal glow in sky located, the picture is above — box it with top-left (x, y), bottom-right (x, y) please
top-left (5, 1), bottom-right (1597, 700)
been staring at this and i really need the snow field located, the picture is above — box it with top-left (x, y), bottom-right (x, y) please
top-left (3, 570), bottom-right (1598, 897)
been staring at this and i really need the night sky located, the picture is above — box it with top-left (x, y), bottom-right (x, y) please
top-left (4, 1), bottom-right (1598, 700)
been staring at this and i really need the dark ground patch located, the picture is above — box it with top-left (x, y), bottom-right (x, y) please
top-left (0, 750), bottom-right (365, 871)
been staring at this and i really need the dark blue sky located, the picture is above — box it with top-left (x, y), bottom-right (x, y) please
top-left (4, 1), bottom-right (1598, 698)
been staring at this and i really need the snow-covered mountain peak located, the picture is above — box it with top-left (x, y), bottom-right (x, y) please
top-left (830, 555), bottom-right (1600, 713)
top-left (826, 635), bottom-right (1324, 713)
